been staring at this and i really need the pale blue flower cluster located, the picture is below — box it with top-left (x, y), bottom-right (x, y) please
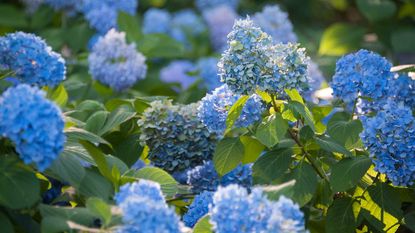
top-left (198, 84), bottom-right (264, 135)
top-left (137, 100), bottom-right (217, 173)
top-left (115, 180), bottom-right (182, 233)
top-left (219, 18), bottom-right (310, 95)
top-left (44, 0), bottom-right (78, 13)
top-left (0, 32), bottom-right (66, 87)
top-left (170, 9), bottom-right (206, 44)
top-left (88, 29), bottom-right (147, 91)
top-left (187, 161), bottom-right (253, 192)
top-left (80, 0), bottom-right (138, 33)
top-left (142, 8), bottom-right (171, 34)
top-left (196, 57), bottom-right (221, 91)
top-left (202, 5), bottom-right (238, 52)
top-left (331, 49), bottom-right (392, 105)
top-left (387, 73), bottom-right (415, 109)
top-left (360, 100), bottom-right (415, 187)
top-left (304, 61), bottom-right (325, 102)
top-left (160, 60), bottom-right (195, 89)
top-left (195, 0), bottom-right (240, 11)
top-left (0, 85), bottom-right (65, 171)
top-left (210, 185), bottom-right (306, 233)
top-left (183, 191), bottom-right (214, 227)
top-left (253, 5), bottom-right (297, 43)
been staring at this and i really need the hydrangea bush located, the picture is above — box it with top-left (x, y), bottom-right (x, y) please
top-left (0, 1), bottom-right (414, 233)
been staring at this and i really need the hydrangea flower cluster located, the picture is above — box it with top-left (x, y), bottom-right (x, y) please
top-left (253, 5), bottom-right (297, 43)
top-left (80, 0), bottom-right (138, 33)
top-left (170, 9), bottom-right (206, 44)
top-left (196, 57), bottom-right (222, 90)
top-left (88, 29), bottom-right (147, 91)
top-left (142, 8), bottom-right (171, 34)
top-left (44, 0), bottom-right (78, 14)
top-left (360, 100), bottom-right (415, 187)
top-left (387, 73), bottom-right (415, 109)
top-left (183, 191), bottom-right (214, 227)
top-left (331, 49), bottom-right (392, 105)
top-left (0, 32), bottom-right (66, 87)
top-left (198, 84), bottom-right (264, 135)
top-left (304, 61), bottom-right (325, 102)
top-left (137, 100), bottom-right (218, 173)
top-left (115, 180), bottom-right (182, 233)
top-left (0, 85), bottom-right (66, 171)
top-left (187, 160), bottom-right (253, 192)
top-left (210, 185), bottom-right (306, 233)
top-left (219, 18), bottom-right (310, 95)
top-left (202, 5), bottom-right (238, 52)
top-left (195, 0), bottom-right (240, 11)
top-left (160, 60), bottom-right (196, 89)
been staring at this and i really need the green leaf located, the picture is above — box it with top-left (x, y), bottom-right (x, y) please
top-left (253, 148), bottom-right (293, 182)
top-left (330, 156), bottom-right (372, 192)
top-left (0, 212), bottom-right (14, 233)
top-left (97, 107), bottom-right (136, 136)
top-left (327, 112), bottom-right (363, 148)
top-left (240, 136), bottom-right (265, 164)
top-left (40, 205), bottom-right (97, 229)
top-left (86, 198), bottom-right (111, 226)
top-left (326, 197), bottom-right (356, 233)
top-left (78, 170), bottom-right (113, 200)
top-left (0, 5), bottom-right (27, 27)
top-left (367, 182), bottom-right (403, 220)
top-left (0, 157), bottom-right (40, 209)
top-left (41, 217), bottom-right (69, 233)
top-left (285, 89), bottom-right (304, 104)
top-left (47, 84), bottom-right (68, 107)
top-left (47, 151), bottom-right (86, 188)
top-left (287, 101), bottom-right (315, 131)
top-left (117, 11), bottom-right (142, 43)
top-left (80, 141), bottom-right (114, 184)
top-left (193, 215), bottom-right (213, 233)
top-left (262, 180), bottom-right (296, 201)
top-left (138, 34), bottom-right (185, 58)
top-left (403, 212), bottom-right (415, 232)
top-left (356, 0), bottom-right (397, 22)
top-left (112, 134), bottom-right (143, 167)
top-left (290, 162), bottom-right (318, 206)
top-left (315, 136), bottom-right (352, 157)
top-left (391, 28), bottom-right (415, 53)
top-left (85, 111), bottom-right (109, 135)
top-left (65, 127), bottom-right (110, 146)
top-left (225, 96), bottom-right (249, 134)
top-left (255, 113), bottom-right (288, 148)
top-left (126, 167), bottom-right (178, 197)
top-left (213, 137), bottom-right (245, 176)
top-left (318, 23), bottom-right (365, 56)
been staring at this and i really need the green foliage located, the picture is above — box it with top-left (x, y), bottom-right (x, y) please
top-left (213, 137), bottom-right (245, 176)
top-left (255, 113), bottom-right (288, 148)
top-left (319, 23), bottom-right (366, 56)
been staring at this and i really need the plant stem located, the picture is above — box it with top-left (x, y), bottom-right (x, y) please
top-left (270, 94), bottom-right (280, 113)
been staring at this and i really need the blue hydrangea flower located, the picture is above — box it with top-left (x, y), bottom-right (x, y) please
top-left (170, 9), bottom-right (206, 44)
top-left (210, 185), bottom-right (306, 233)
top-left (0, 32), bottom-right (66, 87)
top-left (80, 0), bottom-right (138, 33)
top-left (202, 5), bottom-right (238, 52)
top-left (387, 73), bottom-right (415, 109)
top-left (267, 196), bottom-right (306, 233)
top-left (137, 100), bottom-right (218, 173)
top-left (183, 191), bottom-right (214, 227)
top-left (196, 57), bottom-right (222, 91)
top-left (360, 100), bottom-right (415, 187)
top-left (115, 180), bottom-right (182, 233)
top-left (187, 160), bottom-right (252, 192)
top-left (304, 61), bottom-right (325, 102)
top-left (198, 84), bottom-right (264, 135)
top-left (0, 85), bottom-right (66, 171)
top-left (331, 49), bottom-right (392, 105)
top-left (160, 60), bottom-right (195, 89)
top-left (253, 5), bottom-right (297, 43)
top-left (195, 0), bottom-right (240, 11)
top-left (143, 8), bottom-right (171, 34)
top-left (218, 18), bottom-right (274, 95)
top-left (88, 29), bottom-right (147, 91)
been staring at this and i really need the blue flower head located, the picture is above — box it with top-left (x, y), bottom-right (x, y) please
top-left (196, 57), bottom-right (222, 91)
top-left (0, 32), bottom-right (66, 87)
top-left (80, 0), bottom-right (138, 33)
top-left (253, 5), bottom-right (297, 43)
top-left (267, 196), bottom-right (306, 233)
top-left (116, 180), bottom-right (182, 233)
top-left (137, 100), bottom-right (218, 173)
top-left (331, 49), bottom-right (392, 105)
top-left (0, 85), bottom-right (66, 171)
top-left (183, 191), bottom-right (214, 227)
top-left (196, 0), bottom-right (240, 11)
top-left (170, 9), bottom-right (206, 44)
top-left (187, 160), bottom-right (253, 192)
top-left (88, 29), bottom-right (147, 91)
top-left (202, 5), bottom-right (238, 52)
top-left (160, 60), bottom-right (195, 89)
top-left (360, 100), bottom-right (415, 187)
top-left (387, 73), bottom-right (415, 109)
top-left (143, 8), bottom-right (171, 34)
top-left (198, 84), bottom-right (264, 135)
